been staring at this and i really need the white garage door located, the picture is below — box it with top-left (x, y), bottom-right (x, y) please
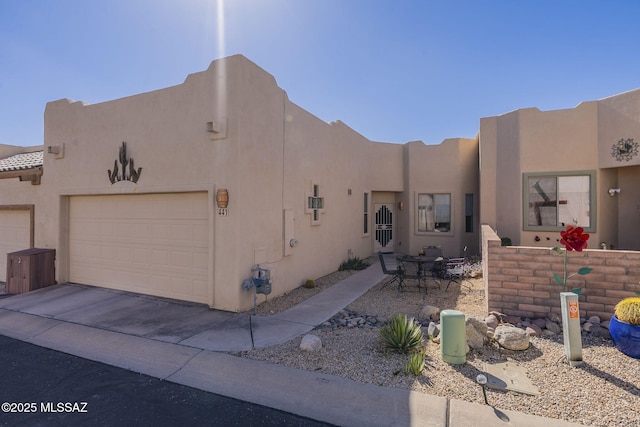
top-left (0, 210), bottom-right (31, 282)
top-left (69, 193), bottom-right (210, 304)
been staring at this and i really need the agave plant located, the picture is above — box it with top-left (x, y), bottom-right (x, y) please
top-left (379, 313), bottom-right (424, 353)
top-left (404, 349), bottom-right (426, 376)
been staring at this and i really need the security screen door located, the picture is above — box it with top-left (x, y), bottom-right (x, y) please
top-left (374, 204), bottom-right (394, 253)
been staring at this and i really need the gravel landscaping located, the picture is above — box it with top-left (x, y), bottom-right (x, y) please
top-left (236, 260), bottom-right (640, 427)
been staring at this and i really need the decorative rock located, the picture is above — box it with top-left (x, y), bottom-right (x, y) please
top-left (505, 315), bottom-right (522, 325)
top-left (466, 316), bottom-right (488, 349)
top-left (532, 318), bottom-right (547, 329)
top-left (427, 321), bottom-right (440, 338)
top-left (541, 329), bottom-right (558, 337)
top-left (486, 327), bottom-right (495, 339)
top-left (582, 321), bottom-right (594, 332)
top-left (545, 320), bottom-right (562, 335)
top-left (484, 314), bottom-right (499, 329)
top-left (548, 312), bottom-right (561, 323)
top-left (494, 325), bottom-right (530, 350)
top-left (488, 311), bottom-right (506, 323)
top-left (601, 320), bottom-right (610, 330)
top-left (590, 325), bottom-right (611, 340)
top-left (525, 325), bottom-right (542, 336)
top-left (588, 315), bottom-right (601, 325)
top-left (419, 305), bottom-right (441, 322)
top-left (300, 334), bottom-right (322, 351)
top-left (315, 309), bottom-right (379, 330)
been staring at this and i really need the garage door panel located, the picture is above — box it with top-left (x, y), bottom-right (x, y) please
top-left (70, 193), bottom-right (210, 304)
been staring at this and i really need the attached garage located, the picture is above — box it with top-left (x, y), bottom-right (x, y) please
top-left (69, 192), bottom-right (210, 304)
top-left (0, 207), bottom-right (33, 282)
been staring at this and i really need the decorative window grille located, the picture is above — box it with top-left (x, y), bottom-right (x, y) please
top-left (306, 184), bottom-right (325, 224)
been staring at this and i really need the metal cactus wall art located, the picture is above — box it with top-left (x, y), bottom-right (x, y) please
top-left (108, 141), bottom-right (143, 184)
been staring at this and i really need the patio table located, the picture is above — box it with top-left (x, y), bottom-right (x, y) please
top-left (396, 255), bottom-right (435, 293)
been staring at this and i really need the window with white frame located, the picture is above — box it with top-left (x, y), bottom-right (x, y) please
top-left (524, 171), bottom-right (595, 231)
top-left (417, 193), bottom-right (451, 232)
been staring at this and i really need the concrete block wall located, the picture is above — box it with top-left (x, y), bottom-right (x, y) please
top-left (481, 225), bottom-right (640, 320)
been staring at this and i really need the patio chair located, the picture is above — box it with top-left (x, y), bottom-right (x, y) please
top-left (440, 257), bottom-right (472, 291)
top-left (378, 252), bottom-right (405, 291)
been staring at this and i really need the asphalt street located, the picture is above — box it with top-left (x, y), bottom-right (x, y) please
top-left (0, 335), bottom-right (334, 427)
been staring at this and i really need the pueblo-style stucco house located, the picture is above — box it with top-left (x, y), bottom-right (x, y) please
top-left (1, 54), bottom-right (639, 312)
top-left (480, 88), bottom-right (640, 250)
top-left (0, 55), bottom-right (478, 312)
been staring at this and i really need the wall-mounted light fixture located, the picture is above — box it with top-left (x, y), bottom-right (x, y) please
top-left (216, 189), bottom-right (229, 208)
top-left (608, 188), bottom-right (621, 197)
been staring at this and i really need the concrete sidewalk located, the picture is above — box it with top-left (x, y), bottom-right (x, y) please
top-left (0, 262), bottom-right (581, 427)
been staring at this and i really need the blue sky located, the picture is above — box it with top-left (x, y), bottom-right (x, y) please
top-left (2, 1), bottom-right (640, 147)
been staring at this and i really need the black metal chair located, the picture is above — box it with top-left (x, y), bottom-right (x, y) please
top-left (378, 252), bottom-right (405, 291)
top-left (434, 257), bottom-right (472, 291)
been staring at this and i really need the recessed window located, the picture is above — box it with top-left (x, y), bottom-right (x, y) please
top-left (524, 171), bottom-right (595, 231)
top-left (465, 193), bottom-right (474, 233)
top-left (363, 192), bottom-right (369, 234)
top-left (418, 193), bottom-right (451, 232)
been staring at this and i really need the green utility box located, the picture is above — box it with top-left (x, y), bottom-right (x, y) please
top-left (440, 309), bottom-right (466, 364)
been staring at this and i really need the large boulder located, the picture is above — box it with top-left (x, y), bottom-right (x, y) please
top-left (466, 316), bottom-right (488, 350)
top-left (419, 305), bottom-right (441, 322)
top-left (484, 314), bottom-right (499, 329)
top-left (494, 325), bottom-right (530, 350)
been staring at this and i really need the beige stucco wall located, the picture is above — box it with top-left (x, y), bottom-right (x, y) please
top-left (479, 93), bottom-right (640, 251)
top-left (398, 138), bottom-right (479, 258)
top-left (0, 54), bottom-right (481, 311)
top-left (0, 145), bottom-right (45, 248)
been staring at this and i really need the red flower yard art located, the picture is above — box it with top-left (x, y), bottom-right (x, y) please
top-left (560, 225), bottom-right (590, 252)
top-left (552, 225), bottom-right (592, 293)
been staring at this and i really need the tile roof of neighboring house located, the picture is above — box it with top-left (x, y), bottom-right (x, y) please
top-left (0, 151), bottom-right (44, 172)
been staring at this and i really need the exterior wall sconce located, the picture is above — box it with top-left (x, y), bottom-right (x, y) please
top-left (608, 188), bottom-right (621, 197)
top-left (216, 189), bottom-right (229, 208)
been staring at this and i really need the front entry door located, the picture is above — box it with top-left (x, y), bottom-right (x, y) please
top-left (374, 204), bottom-right (394, 253)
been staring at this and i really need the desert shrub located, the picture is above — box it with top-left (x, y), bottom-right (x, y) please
top-left (379, 313), bottom-right (424, 353)
top-left (303, 279), bottom-right (316, 289)
top-left (338, 256), bottom-right (368, 271)
top-left (404, 349), bottom-right (426, 376)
